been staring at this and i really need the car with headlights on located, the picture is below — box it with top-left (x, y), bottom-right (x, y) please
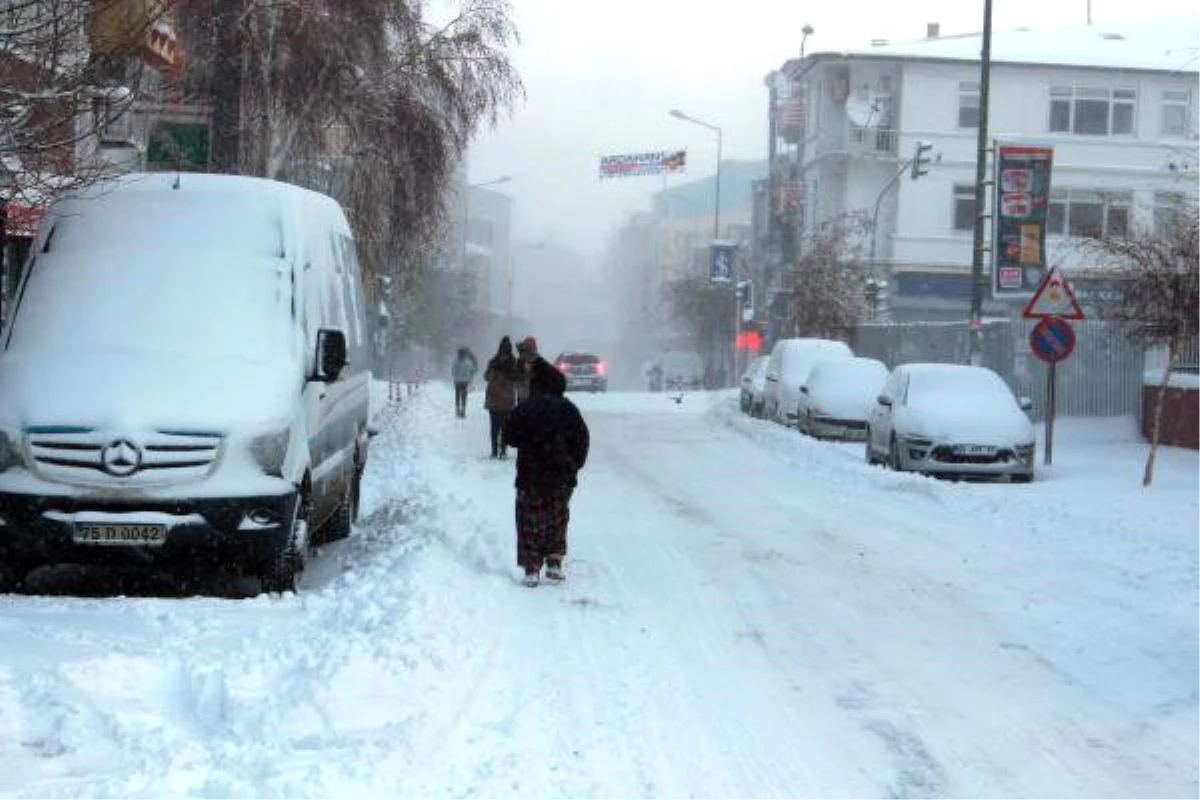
top-left (739, 355), bottom-right (769, 416)
top-left (866, 363), bottom-right (1036, 482)
top-left (797, 356), bottom-right (889, 440)
top-left (553, 352), bottom-right (608, 392)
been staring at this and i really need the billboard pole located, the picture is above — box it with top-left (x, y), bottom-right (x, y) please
top-left (968, 0), bottom-right (994, 365)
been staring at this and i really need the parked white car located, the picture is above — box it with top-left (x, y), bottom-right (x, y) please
top-left (866, 363), bottom-right (1036, 482)
top-left (761, 338), bottom-right (854, 426)
top-left (797, 356), bottom-right (889, 440)
top-left (739, 355), bottom-right (770, 416)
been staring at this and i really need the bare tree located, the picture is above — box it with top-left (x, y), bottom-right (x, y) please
top-left (189, 0), bottom-right (521, 297)
top-left (1083, 210), bottom-right (1199, 486)
top-left (786, 211), bottom-right (872, 338)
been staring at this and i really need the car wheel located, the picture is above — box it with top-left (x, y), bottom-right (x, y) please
top-left (865, 431), bottom-right (879, 465)
top-left (0, 559), bottom-right (30, 594)
top-left (260, 490), bottom-right (311, 594)
top-left (889, 435), bottom-right (903, 472)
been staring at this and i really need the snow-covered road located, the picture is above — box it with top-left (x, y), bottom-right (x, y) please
top-left (1, 381), bottom-right (1196, 798)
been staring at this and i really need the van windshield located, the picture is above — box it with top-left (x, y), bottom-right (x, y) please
top-left (6, 253), bottom-right (294, 363)
top-left (46, 193), bottom-right (285, 258)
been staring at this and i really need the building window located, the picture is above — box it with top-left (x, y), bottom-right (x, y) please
top-left (958, 82), bottom-right (980, 128)
top-left (1049, 86), bottom-right (1137, 136)
top-left (1046, 189), bottom-right (1132, 238)
top-left (1161, 90), bottom-right (1193, 137)
top-left (953, 185), bottom-right (976, 230)
top-left (1154, 192), bottom-right (1193, 236)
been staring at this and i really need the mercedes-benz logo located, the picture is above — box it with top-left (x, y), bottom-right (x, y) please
top-left (101, 439), bottom-right (142, 477)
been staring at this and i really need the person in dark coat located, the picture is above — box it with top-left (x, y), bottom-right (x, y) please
top-left (503, 355), bottom-right (590, 586)
top-left (483, 336), bottom-right (520, 458)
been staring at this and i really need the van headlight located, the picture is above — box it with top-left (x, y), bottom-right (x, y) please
top-left (249, 428), bottom-right (290, 476)
top-left (0, 430), bottom-right (23, 472)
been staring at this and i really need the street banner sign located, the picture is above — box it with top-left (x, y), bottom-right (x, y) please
top-left (1023, 266), bottom-right (1084, 320)
top-left (710, 240), bottom-right (736, 284)
top-left (1029, 316), bottom-right (1076, 364)
top-left (599, 150), bottom-right (687, 179)
top-left (992, 142), bottom-right (1055, 298)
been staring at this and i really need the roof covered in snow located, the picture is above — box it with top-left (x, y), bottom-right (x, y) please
top-left (802, 16), bottom-right (1200, 75)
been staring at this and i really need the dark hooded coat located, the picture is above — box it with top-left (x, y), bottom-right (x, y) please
top-left (504, 357), bottom-right (590, 492)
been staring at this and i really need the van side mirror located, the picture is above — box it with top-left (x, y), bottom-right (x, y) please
top-left (315, 329), bottom-right (348, 381)
top-left (800, 386), bottom-right (809, 394)
top-left (877, 394), bottom-right (892, 407)
top-left (1018, 396), bottom-right (1033, 411)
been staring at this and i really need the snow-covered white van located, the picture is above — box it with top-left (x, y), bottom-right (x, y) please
top-left (0, 173), bottom-right (371, 594)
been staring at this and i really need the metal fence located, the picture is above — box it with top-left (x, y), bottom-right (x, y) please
top-left (848, 319), bottom-right (1152, 422)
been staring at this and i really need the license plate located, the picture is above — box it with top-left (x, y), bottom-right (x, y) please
top-left (954, 445), bottom-right (997, 456)
top-left (73, 523), bottom-right (167, 546)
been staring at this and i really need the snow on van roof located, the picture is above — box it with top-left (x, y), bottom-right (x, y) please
top-left (41, 172), bottom-right (350, 258)
top-left (804, 15), bottom-right (1199, 74)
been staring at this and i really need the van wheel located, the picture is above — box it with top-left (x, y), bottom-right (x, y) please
top-left (321, 468), bottom-right (359, 544)
top-left (261, 491), bottom-right (310, 594)
top-left (0, 560), bottom-right (30, 594)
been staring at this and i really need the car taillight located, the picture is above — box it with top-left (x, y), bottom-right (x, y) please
top-left (555, 361), bottom-right (567, 373)
top-left (596, 361), bottom-right (607, 376)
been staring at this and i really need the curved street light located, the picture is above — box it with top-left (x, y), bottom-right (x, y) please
top-left (669, 109), bottom-right (722, 241)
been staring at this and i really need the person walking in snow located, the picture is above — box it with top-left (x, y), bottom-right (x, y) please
top-left (483, 336), bottom-right (521, 458)
top-left (513, 335), bottom-right (538, 405)
top-left (451, 346), bottom-right (478, 418)
top-left (503, 355), bottom-right (589, 587)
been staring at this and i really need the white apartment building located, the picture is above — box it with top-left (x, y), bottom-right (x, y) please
top-left (773, 16), bottom-right (1198, 322)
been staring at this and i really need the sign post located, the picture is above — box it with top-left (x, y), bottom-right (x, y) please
top-left (1024, 267), bottom-right (1084, 466)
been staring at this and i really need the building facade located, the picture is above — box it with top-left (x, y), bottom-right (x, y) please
top-left (765, 17), bottom-right (1199, 323)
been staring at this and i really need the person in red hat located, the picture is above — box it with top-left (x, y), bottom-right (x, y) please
top-left (513, 335), bottom-right (538, 405)
top-left (503, 354), bottom-right (589, 586)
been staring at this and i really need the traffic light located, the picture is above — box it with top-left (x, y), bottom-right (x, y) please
top-left (910, 140), bottom-right (933, 180)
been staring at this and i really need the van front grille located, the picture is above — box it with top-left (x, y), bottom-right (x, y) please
top-left (27, 430), bottom-right (223, 486)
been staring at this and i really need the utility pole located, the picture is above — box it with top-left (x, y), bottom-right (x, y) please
top-left (968, 0), bottom-right (994, 365)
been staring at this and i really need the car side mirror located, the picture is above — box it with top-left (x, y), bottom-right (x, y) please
top-left (315, 328), bottom-right (348, 381)
top-left (1018, 396), bottom-right (1033, 411)
top-left (877, 394), bottom-right (892, 407)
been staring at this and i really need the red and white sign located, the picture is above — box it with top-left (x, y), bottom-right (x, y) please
top-left (1022, 266), bottom-right (1084, 320)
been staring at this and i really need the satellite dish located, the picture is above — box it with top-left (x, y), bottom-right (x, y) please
top-left (845, 96), bottom-right (878, 127)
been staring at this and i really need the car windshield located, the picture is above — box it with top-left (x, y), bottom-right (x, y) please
top-left (907, 368), bottom-right (1014, 409)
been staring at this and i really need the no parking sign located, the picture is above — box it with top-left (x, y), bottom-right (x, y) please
top-left (1029, 316), bottom-right (1076, 364)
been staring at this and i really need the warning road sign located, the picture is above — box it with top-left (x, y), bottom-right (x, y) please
top-left (1023, 267), bottom-right (1084, 320)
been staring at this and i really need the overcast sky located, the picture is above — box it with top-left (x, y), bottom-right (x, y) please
top-left (465, 0), bottom-right (1198, 267)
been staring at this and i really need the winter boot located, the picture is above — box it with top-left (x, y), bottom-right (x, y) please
top-left (544, 556), bottom-right (565, 583)
top-left (523, 568), bottom-right (540, 587)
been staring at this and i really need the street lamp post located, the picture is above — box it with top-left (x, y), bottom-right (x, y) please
top-left (671, 108), bottom-right (735, 384)
top-left (670, 108), bottom-right (722, 240)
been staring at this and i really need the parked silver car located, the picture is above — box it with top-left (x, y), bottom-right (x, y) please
top-left (739, 355), bottom-right (770, 416)
top-left (866, 363), bottom-right (1036, 482)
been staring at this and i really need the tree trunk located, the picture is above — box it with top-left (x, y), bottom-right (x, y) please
top-left (1143, 334), bottom-right (1180, 487)
top-left (210, 0), bottom-right (244, 173)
